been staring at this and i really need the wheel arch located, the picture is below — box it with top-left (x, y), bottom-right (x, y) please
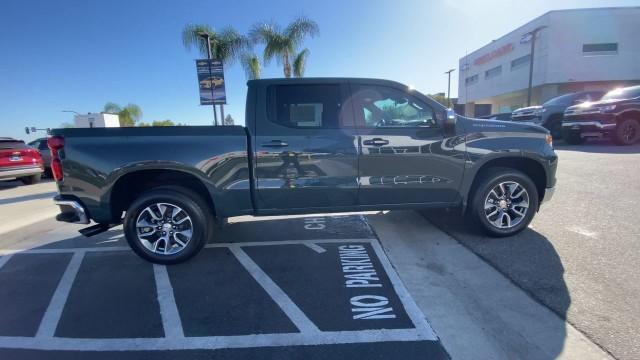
top-left (463, 156), bottom-right (547, 211)
top-left (108, 168), bottom-right (217, 223)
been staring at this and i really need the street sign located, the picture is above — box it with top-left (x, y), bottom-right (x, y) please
top-left (196, 59), bottom-right (226, 105)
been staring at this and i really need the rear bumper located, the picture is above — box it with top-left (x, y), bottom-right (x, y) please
top-left (0, 166), bottom-right (43, 180)
top-left (54, 196), bottom-right (90, 224)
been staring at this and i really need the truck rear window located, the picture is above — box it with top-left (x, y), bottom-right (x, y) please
top-left (268, 84), bottom-right (340, 128)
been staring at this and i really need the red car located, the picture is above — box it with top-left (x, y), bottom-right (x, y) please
top-left (0, 137), bottom-right (44, 184)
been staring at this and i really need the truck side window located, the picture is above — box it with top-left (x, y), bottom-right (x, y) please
top-left (353, 86), bottom-right (436, 128)
top-left (268, 84), bottom-right (341, 128)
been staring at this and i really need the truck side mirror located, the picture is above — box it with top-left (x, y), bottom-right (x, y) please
top-left (440, 108), bottom-right (457, 136)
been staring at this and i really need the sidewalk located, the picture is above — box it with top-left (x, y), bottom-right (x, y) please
top-left (368, 211), bottom-right (611, 360)
top-left (0, 180), bottom-right (59, 236)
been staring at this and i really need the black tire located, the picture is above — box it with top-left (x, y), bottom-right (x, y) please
top-left (613, 118), bottom-right (640, 146)
top-left (123, 187), bottom-right (211, 264)
top-left (562, 130), bottom-right (586, 145)
top-left (20, 173), bottom-right (41, 185)
top-left (469, 168), bottom-right (539, 237)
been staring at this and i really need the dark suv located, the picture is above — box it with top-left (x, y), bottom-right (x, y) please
top-left (563, 85), bottom-right (640, 145)
top-left (511, 91), bottom-right (604, 138)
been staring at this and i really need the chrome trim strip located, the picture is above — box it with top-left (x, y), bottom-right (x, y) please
top-left (54, 199), bottom-right (89, 224)
top-left (562, 121), bottom-right (616, 129)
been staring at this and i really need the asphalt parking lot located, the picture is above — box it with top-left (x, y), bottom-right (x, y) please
top-left (0, 139), bottom-right (636, 359)
top-left (0, 214), bottom-right (447, 359)
top-left (424, 139), bottom-right (640, 360)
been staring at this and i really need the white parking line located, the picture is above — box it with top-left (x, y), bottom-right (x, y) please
top-left (0, 238), bottom-right (439, 351)
top-left (36, 251), bottom-right (85, 338)
top-left (153, 264), bottom-right (185, 338)
top-left (305, 243), bottom-right (327, 253)
top-left (229, 245), bottom-right (321, 334)
top-left (0, 328), bottom-right (430, 351)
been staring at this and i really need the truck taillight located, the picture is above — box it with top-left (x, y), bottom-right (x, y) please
top-left (48, 136), bottom-right (65, 181)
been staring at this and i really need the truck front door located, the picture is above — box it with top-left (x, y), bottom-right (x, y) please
top-left (351, 83), bottom-right (465, 206)
top-left (253, 82), bottom-right (359, 212)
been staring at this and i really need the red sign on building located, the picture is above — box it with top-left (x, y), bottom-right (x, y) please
top-left (473, 43), bottom-right (514, 66)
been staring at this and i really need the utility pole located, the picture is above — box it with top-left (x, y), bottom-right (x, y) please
top-left (198, 32), bottom-right (218, 126)
top-left (521, 26), bottom-right (547, 107)
top-left (444, 69), bottom-right (455, 108)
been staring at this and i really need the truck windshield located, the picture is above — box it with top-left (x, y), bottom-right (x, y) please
top-left (543, 93), bottom-right (578, 106)
top-left (602, 86), bottom-right (640, 101)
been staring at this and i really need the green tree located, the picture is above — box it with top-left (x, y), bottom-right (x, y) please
top-left (292, 49), bottom-right (310, 77)
top-left (223, 114), bottom-right (235, 126)
top-left (138, 120), bottom-right (184, 127)
top-left (241, 53), bottom-right (261, 80)
top-left (60, 122), bottom-right (74, 128)
top-left (250, 16), bottom-right (319, 78)
top-left (103, 102), bottom-right (142, 127)
top-left (428, 93), bottom-right (450, 107)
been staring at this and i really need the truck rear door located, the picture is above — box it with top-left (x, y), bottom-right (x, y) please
top-left (253, 82), bottom-right (359, 211)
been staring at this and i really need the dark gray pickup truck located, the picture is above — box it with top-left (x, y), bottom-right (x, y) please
top-left (50, 78), bottom-right (558, 263)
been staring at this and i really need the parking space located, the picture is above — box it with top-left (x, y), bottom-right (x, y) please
top-left (0, 215), bottom-right (447, 358)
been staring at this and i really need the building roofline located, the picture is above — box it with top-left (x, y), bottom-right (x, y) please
top-left (459, 6), bottom-right (640, 62)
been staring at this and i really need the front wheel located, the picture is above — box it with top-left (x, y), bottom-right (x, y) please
top-left (613, 119), bottom-right (640, 146)
top-left (470, 169), bottom-right (539, 237)
top-left (123, 187), bottom-right (210, 264)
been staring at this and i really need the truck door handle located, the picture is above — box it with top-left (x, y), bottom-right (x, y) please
top-left (363, 138), bottom-right (389, 146)
top-left (262, 140), bottom-right (288, 148)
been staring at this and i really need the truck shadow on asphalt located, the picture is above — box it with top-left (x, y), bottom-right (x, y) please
top-left (421, 208), bottom-right (570, 359)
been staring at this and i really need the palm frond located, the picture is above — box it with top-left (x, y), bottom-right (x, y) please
top-left (293, 49), bottom-right (310, 77)
top-left (216, 27), bottom-right (251, 65)
top-left (241, 53), bottom-right (261, 80)
top-left (284, 16), bottom-right (319, 48)
top-left (182, 23), bottom-right (216, 57)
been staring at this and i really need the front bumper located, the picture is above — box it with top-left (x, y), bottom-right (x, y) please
top-left (54, 196), bottom-right (90, 224)
top-left (562, 121), bottom-right (616, 138)
top-left (0, 166), bottom-right (43, 180)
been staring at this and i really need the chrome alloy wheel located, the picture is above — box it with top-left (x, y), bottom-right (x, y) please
top-left (484, 181), bottom-right (530, 229)
top-left (135, 202), bottom-right (193, 255)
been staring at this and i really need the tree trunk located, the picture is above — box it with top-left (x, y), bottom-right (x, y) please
top-left (283, 52), bottom-right (292, 78)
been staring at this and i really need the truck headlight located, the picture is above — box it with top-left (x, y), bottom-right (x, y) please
top-left (534, 108), bottom-right (547, 115)
top-left (596, 104), bottom-right (616, 112)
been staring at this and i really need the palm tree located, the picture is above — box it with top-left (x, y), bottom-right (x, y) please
top-left (293, 49), bottom-right (310, 77)
top-left (104, 102), bottom-right (142, 127)
top-left (241, 53), bottom-right (261, 80)
top-left (182, 24), bottom-right (249, 65)
top-left (250, 17), bottom-right (319, 78)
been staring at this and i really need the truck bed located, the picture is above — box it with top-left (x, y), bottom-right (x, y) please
top-left (50, 126), bottom-right (253, 223)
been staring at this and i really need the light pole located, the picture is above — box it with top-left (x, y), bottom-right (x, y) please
top-left (62, 110), bottom-right (80, 115)
top-left (444, 69), bottom-right (455, 108)
top-left (521, 26), bottom-right (547, 107)
top-left (197, 31), bottom-right (219, 126)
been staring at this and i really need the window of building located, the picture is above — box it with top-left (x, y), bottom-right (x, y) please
top-left (510, 54), bottom-right (531, 70)
top-left (268, 84), bottom-right (340, 128)
top-left (352, 85), bottom-right (436, 128)
top-left (485, 65), bottom-right (502, 79)
top-left (465, 74), bottom-right (478, 86)
top-left (582, 43), bottom-right (618, 55)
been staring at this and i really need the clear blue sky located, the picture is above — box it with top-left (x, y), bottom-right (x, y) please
top-left (1, 0), bottom-right (638, 141)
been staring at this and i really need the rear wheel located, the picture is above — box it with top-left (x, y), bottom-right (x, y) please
top-left (470, 169), bottom-right (539, 237)
top-left (123, 187), bottom-right (211, 264)
top-left (613, 118), bottom-right (640, 146)
top-left (20, 173), bottom-right (41, 185)
top-left (562, 130), bottom-right (586, 145)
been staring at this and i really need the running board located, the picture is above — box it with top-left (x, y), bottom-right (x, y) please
top-left (79, 223), bottom-right (119, 237)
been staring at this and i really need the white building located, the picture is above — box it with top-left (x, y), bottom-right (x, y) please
top-left (73, 113), bottom-right (120, 128)
top-left (457, 7), bottom-right (640, 117)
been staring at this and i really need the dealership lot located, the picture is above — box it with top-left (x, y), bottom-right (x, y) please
top-left (0, 140), bottom-right (635, 359)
